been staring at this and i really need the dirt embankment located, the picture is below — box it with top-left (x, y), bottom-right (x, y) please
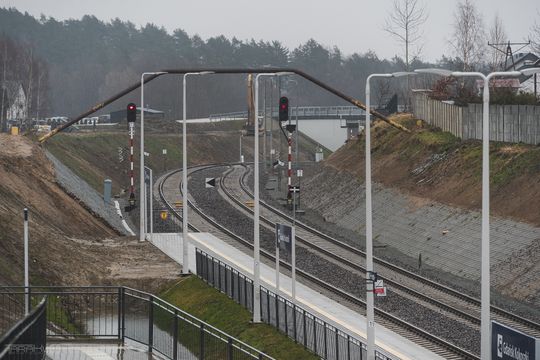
top-left (0, 134), bottom-right (180, 290)
top-left (325, 115), bottom-right (540, 226)
top-left (301, 115), bottom-right (540, 305)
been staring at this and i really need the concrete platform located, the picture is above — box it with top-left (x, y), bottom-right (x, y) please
top-left (149, 232), bottom-right (444, 360)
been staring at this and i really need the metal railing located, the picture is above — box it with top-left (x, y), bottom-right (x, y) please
top-left (0, 286), bottom-right (272, 360)
top-left (196, 249), bottom-right (395, 360)
top-left (0, 297), bottom-right (47, 360)
top-left (208, 106), bottom-right (367, 122)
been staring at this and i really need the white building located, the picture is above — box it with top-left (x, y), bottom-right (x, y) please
top-left (3, 82), bottom-right (27, 120)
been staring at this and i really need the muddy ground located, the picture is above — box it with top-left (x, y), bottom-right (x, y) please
top-left (0, 134), bottom-right (181, 291)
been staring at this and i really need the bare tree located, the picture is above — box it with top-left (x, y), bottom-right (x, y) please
top-left (450, 0), bottom-right (486, 71)
top-left (0, 40), bottom-right (7, 131)
top-left (488, 14), bottom-right (508, 71)
top-left (531, 12), bottom-right (540, 54)
top-left (25, 48), bottom-right (33, 127)
top-left (383, 0), bottom-right (428, 71)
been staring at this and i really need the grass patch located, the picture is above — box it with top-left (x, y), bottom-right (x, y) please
top-left (46, 132), bottom-right (185, 194)
top-left (45, 295), bottom-right (83, 336)
top-left (160, 276), bottom-right (318, 360)
top-left (491, 144), bottom-right (540, 186)
top-left (415, 130), bottom-right (459, 152)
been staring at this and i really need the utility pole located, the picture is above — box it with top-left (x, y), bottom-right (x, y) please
top-left (263, 79), bottom-right (267, 172)
top-left (270, 78), bottom-right (274, 175)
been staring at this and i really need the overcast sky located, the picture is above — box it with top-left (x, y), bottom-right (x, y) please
top-left (2, 0), bottom-right (539, 61)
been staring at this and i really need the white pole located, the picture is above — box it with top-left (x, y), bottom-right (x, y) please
top-left (364, 74), bottom-right (393, 359)
top-left (182, 74), bottom-right (192, 275)
top-left (149, 167), bottom-right (153, 241)
top-left (181, 71), bottom-right (213, 273)
top-left (291, 225), bottom-right (296, 301)
top-left (240, 132), bottom-right (243, 163)
top-left (275, 229), bottom-right (280, 294)
top-left (254, 74), bottom-right (262, 322)
top-left (139, 72), bottom-right (167, 242)
top-left (481, 73), bottom-right (491, 360)
top-left (23, 208), bottom-right (29, 315)
top-left (139, 74), bottom-right (146, 242)
top-left (365, 75), bottom-right (375, 360)
top-left (253, 73), bottom-right (276, 322)
top-left (450, 71), bottom-right (519, 360)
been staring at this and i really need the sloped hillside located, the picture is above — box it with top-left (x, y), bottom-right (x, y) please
top-left (326, 115), bottom-right (540, 225)
top-left (0, 134), bottom-right (180, 288)
top-left (301, 115), bottom-right (540, 305)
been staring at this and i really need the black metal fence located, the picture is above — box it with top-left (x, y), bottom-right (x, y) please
top-left (196, 249), bottom-right (395, 360)
top-left (0, 297), bottom-right (47, 360)
top-left (0, 286), bottom-right (272, 360)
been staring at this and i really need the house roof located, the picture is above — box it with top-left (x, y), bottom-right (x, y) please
top-left (505, 52), bottom-right (540, 71)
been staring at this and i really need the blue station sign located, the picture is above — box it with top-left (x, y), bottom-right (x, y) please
top-left (492, 321), bottom-right (539, 360)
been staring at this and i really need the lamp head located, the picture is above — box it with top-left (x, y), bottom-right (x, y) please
top-left (414, 68), bottom-right (453, 77)
top-left (520, 67), bottom-right (540, 76)
top-left (392, 71), bottom-right (418, 78)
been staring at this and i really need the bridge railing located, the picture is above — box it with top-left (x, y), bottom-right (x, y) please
top-left (0, 286), bottom-right (273, 360)
top-left (208, 106), bottom-right (367, 123)
top-left (196, 249), bottom-right (396, 360)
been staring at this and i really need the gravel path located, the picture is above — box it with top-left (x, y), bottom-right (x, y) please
top-left (46, 151), bottom-right (135, 236)
top-left (189, 166), bottom-right (481, 355)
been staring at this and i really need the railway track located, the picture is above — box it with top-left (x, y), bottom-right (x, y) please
top-left (159, 164), bottom-right (540, 359)
top-left (157, 164), bottom-right (487, 359)
top-left (225, 164), bottom-right (540, 339)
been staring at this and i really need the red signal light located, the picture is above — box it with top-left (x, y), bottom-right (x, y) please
top-left (279, 96), bottom-right (289, 121)
top-left (127, 103), bottom-right (137, 123)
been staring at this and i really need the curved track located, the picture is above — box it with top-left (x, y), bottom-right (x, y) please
top-left (156, 164), bottom-right (536, 360)
top-left (226, 164), bottom-right (540, 338)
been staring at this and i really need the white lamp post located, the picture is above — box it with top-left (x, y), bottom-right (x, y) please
top-left (365, 71), bottom-right (415, 360)
top-left (253, 72), bottom-right (280, 322)
top-left (182, 71), bottom-right (214, 274)
top-left (140, 72), bottom-right (167, 242)
top-left (414, 67), bottom-right (540, 359)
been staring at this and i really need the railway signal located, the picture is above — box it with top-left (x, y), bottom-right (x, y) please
top-left (126, 103), bottom-right (137, 211)
top-left (279, 96), bottom-right (289, 122)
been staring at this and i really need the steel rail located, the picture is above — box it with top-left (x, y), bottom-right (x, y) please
top-left (235, 164), bottom-right (540, 336)
top-left (157, 164), bottom-right (479, 360)
top-left (219, 166), bottom-right (482, 326)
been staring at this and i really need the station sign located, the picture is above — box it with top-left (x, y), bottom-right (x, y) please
top-left (275, 223), bottom-right (292, 254)
top-left (374, 279), bottom-right (387, 297)
top-left (492, 320), bottom-right (538, 360)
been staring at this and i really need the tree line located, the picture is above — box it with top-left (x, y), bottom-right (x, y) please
top-left (0, 2), bottom-right (538, 120)
top-left (0, 34), bottom-right (48, 130)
